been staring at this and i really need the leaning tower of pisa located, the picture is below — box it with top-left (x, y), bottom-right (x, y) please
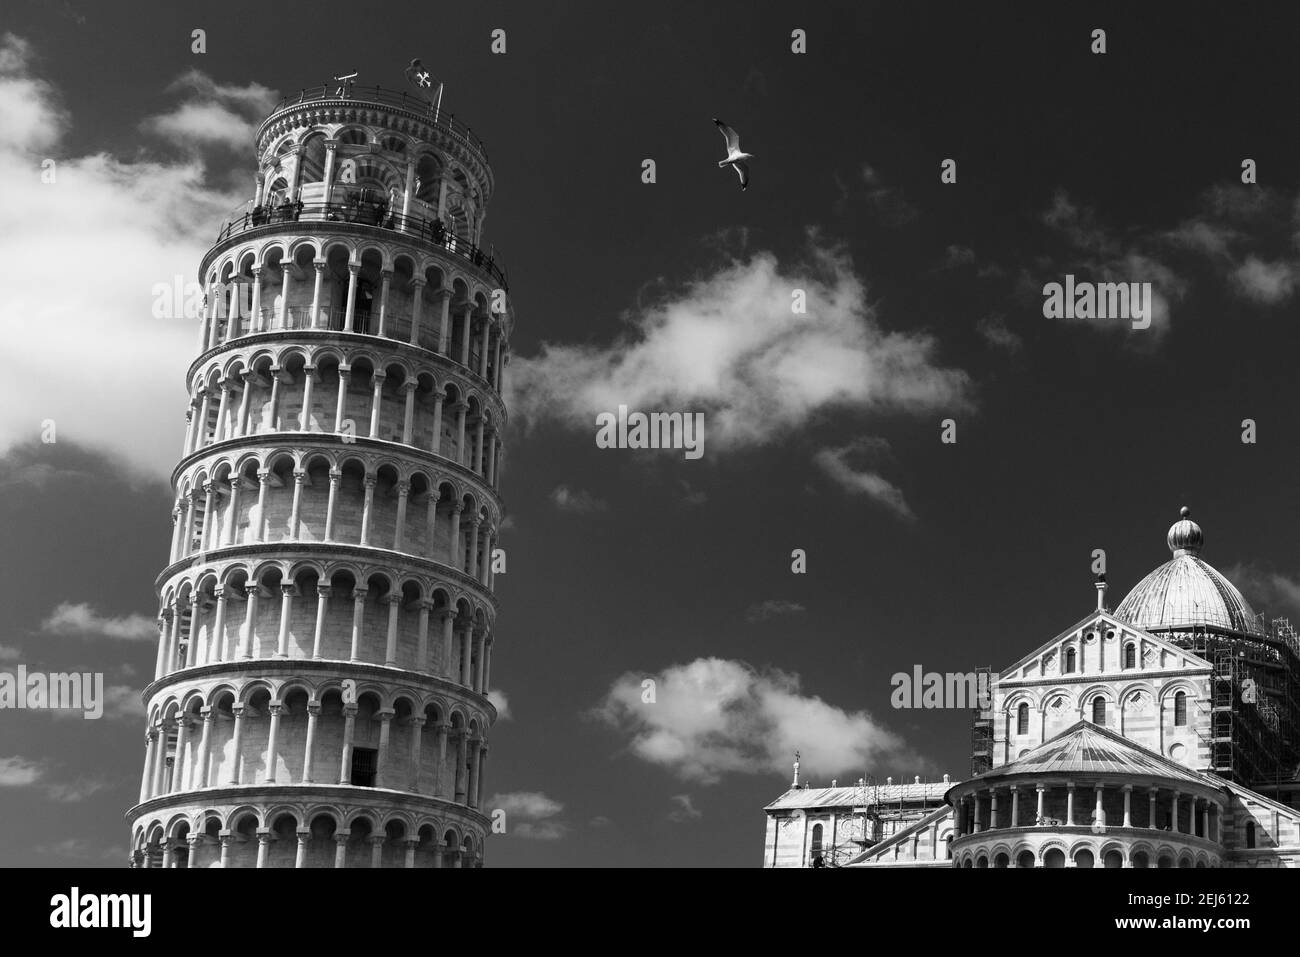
top-left (127, 80), bottom-right (510, 868)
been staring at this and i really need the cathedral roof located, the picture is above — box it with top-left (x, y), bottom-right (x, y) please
top-left (766, 780), bottom-right (950, 811)
top-left (1113, 507), bottom-right (1262, 636)
top-left (959, 721), bottom-right (1219, 791)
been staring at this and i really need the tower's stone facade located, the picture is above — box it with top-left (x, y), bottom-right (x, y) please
top-left (128, 82), bottom-right (510, 868)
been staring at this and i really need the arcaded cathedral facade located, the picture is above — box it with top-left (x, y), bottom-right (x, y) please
top-left (765, 509), bottom-right (1300, 868)
top-left (127, 81), bottom-right (512, 867)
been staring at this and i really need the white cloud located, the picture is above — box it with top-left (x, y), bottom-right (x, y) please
top-left (812, 438), bottom-right (914, 519)
top-left (0, 33), bottom-right (33, 72)
top-left (593, 657), bottom-right (912, 785)
top-left (31, 838), bottom-right (121, 862)
top-left (168, 69), bottom-right (279, 112)
top-left (677, 479), bottom-right (707, 506)
top-left (141, 70), bottom-right (277, 151)
top-left (0, 34), bottom-right (266, 479)
top-left (0, 35), bottom-right (60, 154)
top-left (744, 600), bottom-right (806, 623)
top-left (41, 602), bottom-right (156, 641)
top-left (1224, 563), bottom-right (1300, 618)
top-left (510, 240), bottom-right (970, 450)
top-left (491, 790), bottom-right (563, 817)
top-left (0, 758), bottom-right (128, 806)
top-left (550, 485), bottom-right (608, 514)
top-left (0, 755), bottom-right (43, 787)
top-left (1039, 191), bottom-right (1187, 338)
top-left (667, 793), bottom-right (702, 823)
top-left (487, 791), bottom-right (568, 840)
top-left (976, 313), bottom-right (1023, 353)
top-left (1165, 218), bottom-right (1237, 258)
top-left (848, 164), bottom-right (919, 225)
top-left (1231, 256), bottom-right (1297, 304)
top-left (45, 775), bottom-right (116, 802)
top-left (99, 684), bottom-right (145, 722)
top-left (486, 688), bottom-right (511, 720)
top-left (0, 458), bottom-right (92, 490)
top-left (942, 244), bottom-right (976, 268)
top-left (143, 102), bottom-right (261, 151)
top-left (1038, 183), bottom-right (1300, 327)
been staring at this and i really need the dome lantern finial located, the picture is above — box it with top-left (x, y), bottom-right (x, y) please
top-left (1167, 506), bottom-right (1203, 556)
top-left (1115, 506), bottom-right (1262, 636)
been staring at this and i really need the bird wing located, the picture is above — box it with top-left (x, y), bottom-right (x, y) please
top-left (733, 159), bottom-right (749, 190)
top-left (714, 118), bottom-right (741, 153)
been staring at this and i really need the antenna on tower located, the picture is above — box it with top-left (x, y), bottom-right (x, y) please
top-left (332, 71), bottom-right (358, 96)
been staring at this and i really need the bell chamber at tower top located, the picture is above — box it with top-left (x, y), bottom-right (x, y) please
top-left (206, 84), bottom-right (507, 293)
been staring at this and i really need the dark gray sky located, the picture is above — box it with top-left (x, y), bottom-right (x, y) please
top-left (3, 0), bottom-right (1300, 867)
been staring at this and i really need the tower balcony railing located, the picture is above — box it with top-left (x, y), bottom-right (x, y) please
top-left (263, 84), bottom-right (489, 160)
top-left (216, 306), bottom-right (494, 384)
top-left (324, 307), bottom-right (372, 335)
top-left (213, 200), bottom-right (508, 290)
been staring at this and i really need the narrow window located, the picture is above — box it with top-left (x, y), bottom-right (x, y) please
top-left (1017, 702), bottom-right (1029, 735)
top-left (350, 747), bottom-right (378, 787)
top-left (1092, 696), bottom-right (1106, 725)
top-left (1174, 691), bottom-right (1187, 727)
top-left (1065, 647), bottom-right (1077, 673)
top-left (1124, 643), bottom-right (1136, 669)
top-left (1246, 821), bottom-right (1256, 849)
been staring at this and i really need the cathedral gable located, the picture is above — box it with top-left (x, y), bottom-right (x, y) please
top-left (999, 611), bottom-right (1210, 684)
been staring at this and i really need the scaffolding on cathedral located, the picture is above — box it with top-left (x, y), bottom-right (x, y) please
top-left (970, 666), bottom-right (995, 776)
top-left (811, 774), bottom-right (950, 867)
top-left (1184, 617), bottom-right (1300, 791)
top-left (961, 621), bottom-right (1300, 789)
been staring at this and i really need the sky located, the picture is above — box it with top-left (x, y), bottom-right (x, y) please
top-left (3, 0), bottom-right (1300, 867)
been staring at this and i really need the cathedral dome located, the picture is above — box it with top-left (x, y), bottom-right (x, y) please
top-left (1114, 507), bottom-right (1261, 636)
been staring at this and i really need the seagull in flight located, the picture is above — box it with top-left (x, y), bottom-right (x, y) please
top-left (714, 118), bottom-right (753, 191)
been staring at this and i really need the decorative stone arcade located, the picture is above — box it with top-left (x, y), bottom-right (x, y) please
top-left (126, 83), bottom-right (513, 868)
top-left (946, 722), bottom-right (1228, 868)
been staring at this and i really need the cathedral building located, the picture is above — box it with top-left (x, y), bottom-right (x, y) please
top-left (126, 79), bottom-right (511, 867)
top-left (764, 509), bottom-right (1300, 867)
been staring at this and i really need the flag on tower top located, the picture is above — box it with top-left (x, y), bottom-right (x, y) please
top-left (405, 58), bottom-right (433, 89)
top-left (404, 58), bottom-right (445, 120)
